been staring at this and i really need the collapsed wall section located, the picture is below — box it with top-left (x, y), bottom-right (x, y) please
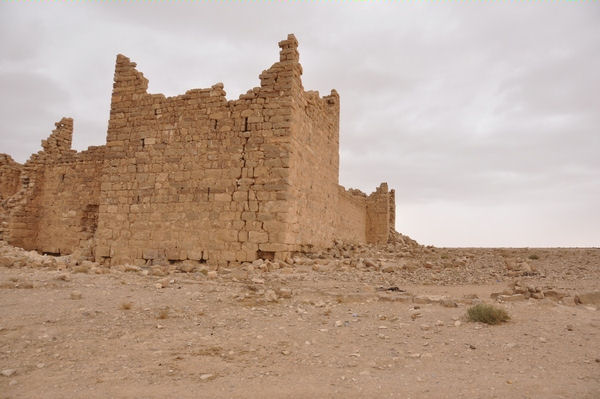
top-left (35, 146), bottom-right (104, 255)
top-left (0, 155), bottom-right (23, 240)
top-left (3, 118), bottom-right (103, 254)
top-left (366, 183), bottom-right (395, 243)
top-left (0, 155), bottom-right (21, 202)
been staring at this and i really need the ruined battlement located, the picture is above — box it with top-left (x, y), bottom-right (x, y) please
top-left (0, 34), bottom-right (396, 267)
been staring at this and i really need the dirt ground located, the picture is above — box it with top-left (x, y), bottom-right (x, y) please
top-left (1, 241), bottom-right (599, 398)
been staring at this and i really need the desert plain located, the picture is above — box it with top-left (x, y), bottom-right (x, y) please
top-left (0, 236), bottom-right (599, 399)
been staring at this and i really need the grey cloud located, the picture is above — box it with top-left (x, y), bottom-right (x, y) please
top-left (0, 3), bottom-right (598, 246)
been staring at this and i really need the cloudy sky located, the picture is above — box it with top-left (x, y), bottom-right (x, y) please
top-left (1, 2), bottom-right (598, 247)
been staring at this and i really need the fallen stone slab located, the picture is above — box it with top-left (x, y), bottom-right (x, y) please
top-left (497, 294), bottom-right (526, 302)
top-left (413, 295), bottom-right (450, 305)
top-left (377, 293), bottom-right (413, 303)
top-left (574, 291), bottom-right (600, 306)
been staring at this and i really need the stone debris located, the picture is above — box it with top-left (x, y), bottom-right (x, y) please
top-left (264, 289), bottom-right (278, 302)
top-left (0, 239), bottom-right (598, 398)
top-left (574, 291), bottom-right (600, 306)
top-left (70, 290), bottom-right (82, 300)
top-left (492, 280), bottom-right (568, 303)
top-left (1, 369), bottom-right (16, 377)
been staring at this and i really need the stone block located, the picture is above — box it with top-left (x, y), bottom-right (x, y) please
top-left (142, 248), bottom-right (159, 260)
top-left (95, 246), bottom-right (110, 258)
top-left (248, 231), bottom-right (269, 244)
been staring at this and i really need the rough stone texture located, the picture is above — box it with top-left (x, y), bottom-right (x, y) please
top-left (0, 34), bottom-right (396, 267)
top-left (0, 154), bottom-right (23, 240)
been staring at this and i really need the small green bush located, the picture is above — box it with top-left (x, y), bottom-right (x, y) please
top-left (467, 304), bottom-right (510, 325)
top-left (528, 254), bottom-right (539, 260)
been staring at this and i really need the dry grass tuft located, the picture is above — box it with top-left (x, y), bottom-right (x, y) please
top-left (528, 254), bottom-right (539, 260)
top-left (467, 304), bottom-right (510, 325)
top-left (120, 302), bottom-right (132, 310)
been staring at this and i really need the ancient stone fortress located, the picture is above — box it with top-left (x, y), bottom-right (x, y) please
top-left (0, 34), bottom-right (395, 267)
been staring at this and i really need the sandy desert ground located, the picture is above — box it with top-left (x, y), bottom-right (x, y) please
top-left (1, 238), bottom-right (599, 398)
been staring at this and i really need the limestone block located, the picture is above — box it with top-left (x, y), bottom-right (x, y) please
top-left (166, 248), bottom-right (185, 261)
top-left (248, 231), bottom-right (268, 244)
top-left (142, 248), bottom-right (159, 260)
top-left (187, 249), bottom-right (204, 261)
top-left (95, 246), bottom-right (110, 258)
top-left (214, 193), bottom-right (231, 202)
top-left (259, 243), bottom-right (290, 252)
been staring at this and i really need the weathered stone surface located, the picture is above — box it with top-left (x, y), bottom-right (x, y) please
top-left (574, 291), bottom-right (600, 306)
top-left (0, 34), bottom-right (396, 268)
top-left (497, 294), bottom-right (526, 302)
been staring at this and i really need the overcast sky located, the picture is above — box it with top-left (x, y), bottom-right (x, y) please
top-left (1, 2), bottom-right (598, 247)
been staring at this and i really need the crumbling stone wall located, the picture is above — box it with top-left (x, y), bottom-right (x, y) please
top-left (0, 155), bottom-right (21, 202)
top-left (336, 187), bottom-right (368, 243)
top-left (366, 183), bottom-right (394, 243)
top-left (0, 34), bottom-right (397, 266)
top-left (2, 119), bottom-right (104, 255)
top-left (0, 155), bottom-right (23, 240)
top-left (35, 146), bottom-right (104, 255)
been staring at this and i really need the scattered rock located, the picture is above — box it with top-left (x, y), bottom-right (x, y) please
top-left (381, 263), bottom-right (396, 273)
top-left (497, 294), bottom-right (525, 302)
top-left (150, 266), bottom-right (168, 277)
top-left (264, 289), bottom-right (278, 302)
top-left (574, 291), bottom-right (600, 306)
top-left (123, 264), bottom-right (141, 273)
top-left (440, 299), bottom-right (458, 308)
top-left (207, 271), bottom-right (218, 279)
top-left (70, 290), bottom-right (82, 300)
top-left (543, 290), bottom-right (566, 301)
top-left (277, 287), bottom-right (292, 299)
top-left (1, 369), bottom-right (16, 377)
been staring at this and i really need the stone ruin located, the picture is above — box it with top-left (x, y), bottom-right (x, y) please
top-left (0, 34), bottom-right (396, 267)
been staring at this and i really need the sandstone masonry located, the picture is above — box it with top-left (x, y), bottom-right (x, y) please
top-left (0, 34), bottom-right (396, 267)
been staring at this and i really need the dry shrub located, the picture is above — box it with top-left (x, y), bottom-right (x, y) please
top-left (120, 302), bottom-right (132, 310)
top-left (467, 304), bottom-right (510, 325)
top-left (528, 254), bottom-right (539, 260)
